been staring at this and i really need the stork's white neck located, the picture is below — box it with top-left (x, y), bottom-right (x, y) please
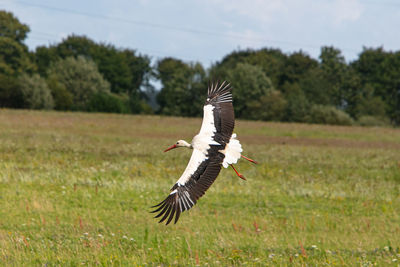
top-left (178, 140), bottom-right (192, 149)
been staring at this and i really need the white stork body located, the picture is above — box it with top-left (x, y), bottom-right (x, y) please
top-left (152, 81), bottom-right (255, 225)
top-left (176, 105), bottom-right (243, 186)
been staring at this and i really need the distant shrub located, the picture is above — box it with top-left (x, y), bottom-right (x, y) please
top-left (140, 101), bottom-right (154, 114)
top-left (247, 90), bottom-right (287, 121)
top-left (47, 56), bottom-right (110, 110)
top-left (283, 82), bottom-right (310, 122)
top-left (18, 73), bottom-right (54, 109)
top-left (357, 116), bottom-right (391, 127)
top-left (87, 92), bottom-right (130, 113)
top-left (0, 73), bottom-right (22, 108)
top-left (46, 75), bottom-right (73, 110)
top-left (226, 63), bottom-right (274, 118)
top-left (307, 105), bottom-right (354, 125)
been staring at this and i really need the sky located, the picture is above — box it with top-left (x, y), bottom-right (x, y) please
top-left (1, 0), bottom-right (400, 68)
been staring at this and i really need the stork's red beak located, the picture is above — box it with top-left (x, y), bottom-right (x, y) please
top-left (164, 144), bottom-right (177, 152)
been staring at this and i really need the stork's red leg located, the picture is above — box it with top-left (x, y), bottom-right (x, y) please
top-left (241, 155), bottom-right (258, 164)
top-left (230, 165), bottom-right (246, 180)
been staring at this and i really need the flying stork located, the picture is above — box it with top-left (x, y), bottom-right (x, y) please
top-left (151, 81), bottom-right (257, 225)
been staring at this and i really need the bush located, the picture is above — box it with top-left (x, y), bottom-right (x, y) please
top-left (307, 105), bottom-right (354, 125)
top-left (0, 73), bottom-right (22, 108)
top-left (139, 101), bottom-right (154, 114)
top-left (46, 75), bottom-right (73, 110)
top-left (226, 63), bottom-right (274, 118)
top-left (47, 56), bottom-right (110, 110)
top-left (247, 90), bottom-right (287, 121)
top-left (283, 82), bottom-right (310, 122)
top-left (87, 92), bottom-right (130, 113)
top-left (18, 73), bottom-right (54, 109)
top-left (357, 116), bottom-right (391, 127)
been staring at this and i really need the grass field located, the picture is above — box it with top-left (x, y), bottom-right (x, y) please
top-left (0, 109), bottom-right (399, 266)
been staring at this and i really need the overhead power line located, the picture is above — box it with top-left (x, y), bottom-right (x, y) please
top-left (28, 30), bottom-right (212, 62)
top-left (5, 0), bottom-right (360, 53)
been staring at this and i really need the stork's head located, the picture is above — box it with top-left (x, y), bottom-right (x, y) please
top-left (164, 140), bottom-right (191, 152)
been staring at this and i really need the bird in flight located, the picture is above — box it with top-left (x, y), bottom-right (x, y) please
top-left (151, 81), bottom-right (257, 225)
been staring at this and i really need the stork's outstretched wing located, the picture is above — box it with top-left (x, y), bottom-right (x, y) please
top-left (204, 80), bottom-right (235, 144)
top-left (152, 81), bottom-right (234, 225)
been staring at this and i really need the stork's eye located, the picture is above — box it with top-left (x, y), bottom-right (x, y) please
top-left (176, 142), bottom-right (179, 144)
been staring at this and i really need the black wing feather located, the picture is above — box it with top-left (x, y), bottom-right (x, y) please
top-left (151, 138), bottom-right (224, 225)
top-left (206, 81), bottom-right (235, 143)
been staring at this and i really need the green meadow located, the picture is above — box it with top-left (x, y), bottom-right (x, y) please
top-left (0, 109), bottom-right (399, 266)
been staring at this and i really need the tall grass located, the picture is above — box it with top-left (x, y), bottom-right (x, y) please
top-left (0, 109), bottom-right (399, 265)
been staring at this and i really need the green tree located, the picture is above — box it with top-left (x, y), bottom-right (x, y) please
top-left (0, 11), bottom-right (29, 42)
top-left (280, 51), bottom-right (318, 85)
top-left (226, 63), bottom-right (274, 119)
top-left (298, 68), bottom-right (331, 105)
top-left (0, 73), bottom-right (21, 108)
top-left (351, 84), bottom-right (388, 119)
top-left (0, 37), bottom-right (35, 75)
top-left (35, 45), bottom-right (59, 76)
top-left (122, 49), bottom-right (152, 113)
top-left (18, 73), bottom-right (54, 109)
top-left (37, 35), bottom-right (129, 93)
top-left (0, 11), bottom-right (32, 107)
top-left (38, 35), bottom-right (152, 95)
top-left (0, 11), bottom-right (35, 76)
top-left (156, 58), bottom-right (206, 116)
top-left (341, 68), bottom-right (363, 118)
top-left (352, 47), bottom-right (400, 124)
top-left (87, 92), bottom-right (130, 114)
top-left (318, 46), bottom-right (347, 107)
top-left (212, 48), bottom-right (287, 88)
top-left (247, 90), bottom-right (287, 121)
top-left (35, 35), bottom-right (152, 113)
top-left (47, 56), bottom-right (110, 110)
top-left (46, 75), bottom-right (73, 110)
top-left (282, 82), bottom-right (311, 122)
top-left (156, 57), bottom-right (189, 84)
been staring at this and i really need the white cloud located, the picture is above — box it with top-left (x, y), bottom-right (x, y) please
top-left (202, 0), bottom-right (285, 23)
top-left (200, 0), bottom-right (363, 27)
top-left (329, 0), bottom-right (363, 25)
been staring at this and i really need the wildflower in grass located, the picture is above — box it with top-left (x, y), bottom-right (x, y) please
top-left (122, 235), bottom-right (128, 239)
top-left (98, 234), bottom-right (103, 239)
top-left (130, 238), bottom-right (135, 241)
top-left (269, 254), bottom-right (275, 259)
top-left (111, 233), bottom-right (115, 237)
top-left (311, 245), bottom-right (318, 249)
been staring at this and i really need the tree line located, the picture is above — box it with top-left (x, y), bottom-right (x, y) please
top-left (1, 10), bottom-right (399, 126)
